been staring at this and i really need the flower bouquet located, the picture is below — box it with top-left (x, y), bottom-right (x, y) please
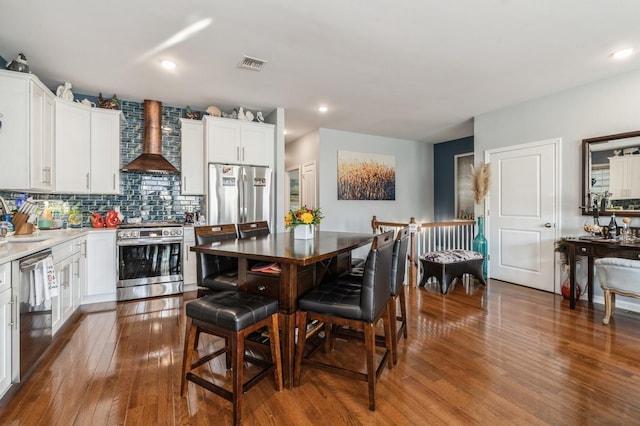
top-left (285, 206), bottom-right (323, 239)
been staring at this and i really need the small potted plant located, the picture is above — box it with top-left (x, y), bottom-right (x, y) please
top-left (285, 206), bottom-right (323, 240)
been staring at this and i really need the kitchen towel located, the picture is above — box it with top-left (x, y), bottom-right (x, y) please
top-left (29, 257), bottom-right (58, 306)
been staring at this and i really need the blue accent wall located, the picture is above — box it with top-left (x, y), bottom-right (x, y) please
top-left (433, 136), bottom-right (474, 221)
top-left (0, 98), bottom-right (204, 225)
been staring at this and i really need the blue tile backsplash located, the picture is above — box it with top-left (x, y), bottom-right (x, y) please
top-left (0, 99), bottom-right (204, 224)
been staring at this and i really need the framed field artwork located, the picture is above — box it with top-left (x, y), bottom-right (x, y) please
top-left (337, 150), bottom-right (396, 200)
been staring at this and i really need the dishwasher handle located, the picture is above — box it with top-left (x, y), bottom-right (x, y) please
top-left (19, 250), bottom-right (53, 271)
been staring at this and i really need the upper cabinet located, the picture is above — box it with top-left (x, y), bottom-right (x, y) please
top-left (0, 70), bottom-right (55, 192)
top-left (55, 100), bottom-right (121, 194)
top-left (179, 118), bottom-right (204, 195)
top-left (55, 99), bottom-right (91, 193)
top-left (608, 155), bottom-right (640, 200)
top-left (205, 116), bottom-right (274, 167)
top-left (90, 108), bottom-right (121, 194)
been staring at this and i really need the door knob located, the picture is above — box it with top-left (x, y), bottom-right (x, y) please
top-left (544, 223), bottom-right (552, 228)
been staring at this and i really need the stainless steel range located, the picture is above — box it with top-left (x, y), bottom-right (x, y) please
top-left (116, 222), bottom-right (183, 301)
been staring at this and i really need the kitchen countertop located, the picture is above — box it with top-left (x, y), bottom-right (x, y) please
top-left (0, 227), bottom-right (116, 264)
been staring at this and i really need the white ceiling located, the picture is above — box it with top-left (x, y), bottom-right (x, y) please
top-left (1, 1), bottom-right (639, 144)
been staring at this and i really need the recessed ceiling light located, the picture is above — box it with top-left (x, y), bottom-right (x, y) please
top-left (283, 129), bottom-right (288, 135)
top-left (612, 48), bottom-right (634, 60)
top-left (318, 106), bottom-right (328, 113)
top-left (161, 59), bottom-right (176, 70)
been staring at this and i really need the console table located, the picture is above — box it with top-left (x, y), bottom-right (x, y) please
top-left (564, 237), bottom-right (640, 309)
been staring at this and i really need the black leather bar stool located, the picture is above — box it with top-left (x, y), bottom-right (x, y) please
top-left (294, 232), bottom-right (395, 411)
top-left (193, 224), bottom-right (239, 297)
top-left (181, 290), bottom-right (283, 426)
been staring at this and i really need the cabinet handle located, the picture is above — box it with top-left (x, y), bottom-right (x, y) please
top-left (86, 173), bottom-right (90, 190)
top-left (74, 258), bottom-right (80, 278)
top-left (237, 146), bottom-right (240, 161)
top-left (580, 247), bottom-right (587, 252)
top-left (8, 296), bottom-right (16, 326)
top-left (183, 176), bottom-right (187, 191)
top-left (242, 147), bottom-right (245, 161)
top-left (257, 285), bottom-right (266, 291)
top-left (112, 173), bottom-right (116, 190)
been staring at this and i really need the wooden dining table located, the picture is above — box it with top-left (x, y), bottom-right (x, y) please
top-left (190, 230), bottom-right (373, 388)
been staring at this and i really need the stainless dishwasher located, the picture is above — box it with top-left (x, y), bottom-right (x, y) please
top-left (14, 249), bottom-right (54, 381)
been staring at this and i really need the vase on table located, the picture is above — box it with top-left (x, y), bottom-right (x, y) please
top-left (473, 216), bottom-right (488, 279)
top-left (293, 224), bottom-right (314, 240)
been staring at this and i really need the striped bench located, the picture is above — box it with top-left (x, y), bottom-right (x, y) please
top-left (418, 249), bottom-right (486, 294)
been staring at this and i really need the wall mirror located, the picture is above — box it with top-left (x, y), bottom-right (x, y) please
top-left (582, 130), bottom-right (640, 217)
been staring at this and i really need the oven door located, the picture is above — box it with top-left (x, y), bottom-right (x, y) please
top-left (116, 238), bottom-right (183, 300)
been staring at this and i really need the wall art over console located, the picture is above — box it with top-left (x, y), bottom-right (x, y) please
top-left (337, 150), bottom-right (395, 200)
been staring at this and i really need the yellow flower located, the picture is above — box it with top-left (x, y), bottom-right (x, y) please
top-left (285, 212), bottom-right (293, 226)
top-left (300, 212), bottom-right (314, 224)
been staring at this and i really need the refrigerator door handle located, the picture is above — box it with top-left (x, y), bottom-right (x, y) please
top-left (239, 167), bottom-right (245, 223)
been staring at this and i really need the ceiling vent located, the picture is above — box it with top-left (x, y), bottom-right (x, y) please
top-left (238, 55), bottom-right (267, 71)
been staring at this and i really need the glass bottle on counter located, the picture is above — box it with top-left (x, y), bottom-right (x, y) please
top-left (608, 213), bottom-right (618, 238)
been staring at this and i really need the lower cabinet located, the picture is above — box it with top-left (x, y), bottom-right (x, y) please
top-left (52, 239), bottom-right (82, 335)
top-left (183, 227), bottom-right (197, 289)
top-left (84, 231), bottom-right (116, 304)
top-left (0, 265), bottom-right (12, 399)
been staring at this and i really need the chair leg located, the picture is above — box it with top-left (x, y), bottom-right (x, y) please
top-left (603, 290), bottom-right (614, 325)
top-left (364, 323), bottom-right (377, 411)
top-left (294, 311), bottom-right (309, 387)
top-left (398, 286), bottom-right (408, 339)
top-left (387, 296), bottom-right (398, 366)
top-left (181, 319), bottom-right (197, 397)
top-left (383, 305), bottom-right (394, 370)
top-left (268, 313), bottom-right (283, 391)
top-left (232, 331), bottom-right (244, 426)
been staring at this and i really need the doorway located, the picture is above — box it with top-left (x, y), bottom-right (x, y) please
top-left (485, 138), bottom-right (560, 292)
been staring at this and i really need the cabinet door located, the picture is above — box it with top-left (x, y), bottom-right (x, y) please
top-left (60, 258), bottom-right (74, 324)
top-left (608, 157), bottom-right (625, 199)
top-left (179, 119), bottom-right (204, 195)
top-left (76, 238), bottom-right (87, 310)
top-left (241, 123), bottom-right (273, 166)
top-left (0, 288), bottom-right (12, 399)
top-left (30, 81), bottom-right (55, 191)
top-left (91, 109), bottom-right (121, 194)
top-left (207, 118), bottom-right (241, 163)
top-left (627, 156), bottom-right (640, 199)
top-left (84, 232), bottom-right (116, 303)
top-left (182, 227), bottom-right (197, 286)
top-left (51, 260), bottom-right (65, 335)
top-left (55, 100), bottom-right (91, 193)
top-left (0, 72), bottom-right (30, 190)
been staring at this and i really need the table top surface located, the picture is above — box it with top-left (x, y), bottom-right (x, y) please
top-left (191, 231), bottom-right (373, 266)
top-left (564, 236), bottom-right (640, 249)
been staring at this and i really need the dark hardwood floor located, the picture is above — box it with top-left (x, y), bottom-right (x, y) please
top-left (2, 279), bottom-right (640, 425)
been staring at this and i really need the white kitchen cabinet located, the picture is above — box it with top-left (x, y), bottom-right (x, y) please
top-left (608, 156), bottom-right (640, 200)
top-left (52, 239), bottom-right (81, 335)
top-left (74, 236), bottom-right (87, 311)
top-left (84, 231), bottom-right (116, 304)
top-left (205, 116), bottom-right (274, 167)
top-left (0, 262), bottom-right (12, 399)
top-left (55, 99), bottom-right (91, 193)
top-left (179, 118), bottom-right (204, 195)
top-left (0, 70), bottom-right (55, 192)
top-left (183, 227), bottom-right (197, 289)
top-left (90, 109), bottom-right (121, 194)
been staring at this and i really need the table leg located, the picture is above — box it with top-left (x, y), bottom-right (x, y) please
top-left (569, 243), bottom-right (576, 310)
top-left (587, 256), bottom-right (594, 303)
top-left (280, 312), bottom-right (296, 389)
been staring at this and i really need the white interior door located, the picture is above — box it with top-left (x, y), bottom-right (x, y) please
top-left (302, 161), bottom-right (317, 209)
top-left (487, 139), bottom-right (558, 292)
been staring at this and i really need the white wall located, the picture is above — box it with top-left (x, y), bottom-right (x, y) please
top-left (318, 128), bottom-right (433, 233)
top-left (285, 130), bottom-right (319, 170)
top-left (474, 68), bottom-right (640, 310)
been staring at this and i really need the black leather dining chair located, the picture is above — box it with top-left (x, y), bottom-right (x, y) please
top-left (194, 224), bottom-right (239, 297)
top-left (338, 227), bottom-right (410, 365)
top-left (237, 221), bottom-right (270, 239)
top-left (293, 231), bottom-right (395, 411)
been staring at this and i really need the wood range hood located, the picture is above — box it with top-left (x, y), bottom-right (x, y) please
top-left (121, 99), bottom-right (179, 174)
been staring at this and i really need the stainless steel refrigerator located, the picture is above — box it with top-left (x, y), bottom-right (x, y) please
top-left (208, 163), bottom-right (272, 226)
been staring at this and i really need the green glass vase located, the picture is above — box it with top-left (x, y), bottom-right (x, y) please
top-left (473, 216), bottom-right (488, 279)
